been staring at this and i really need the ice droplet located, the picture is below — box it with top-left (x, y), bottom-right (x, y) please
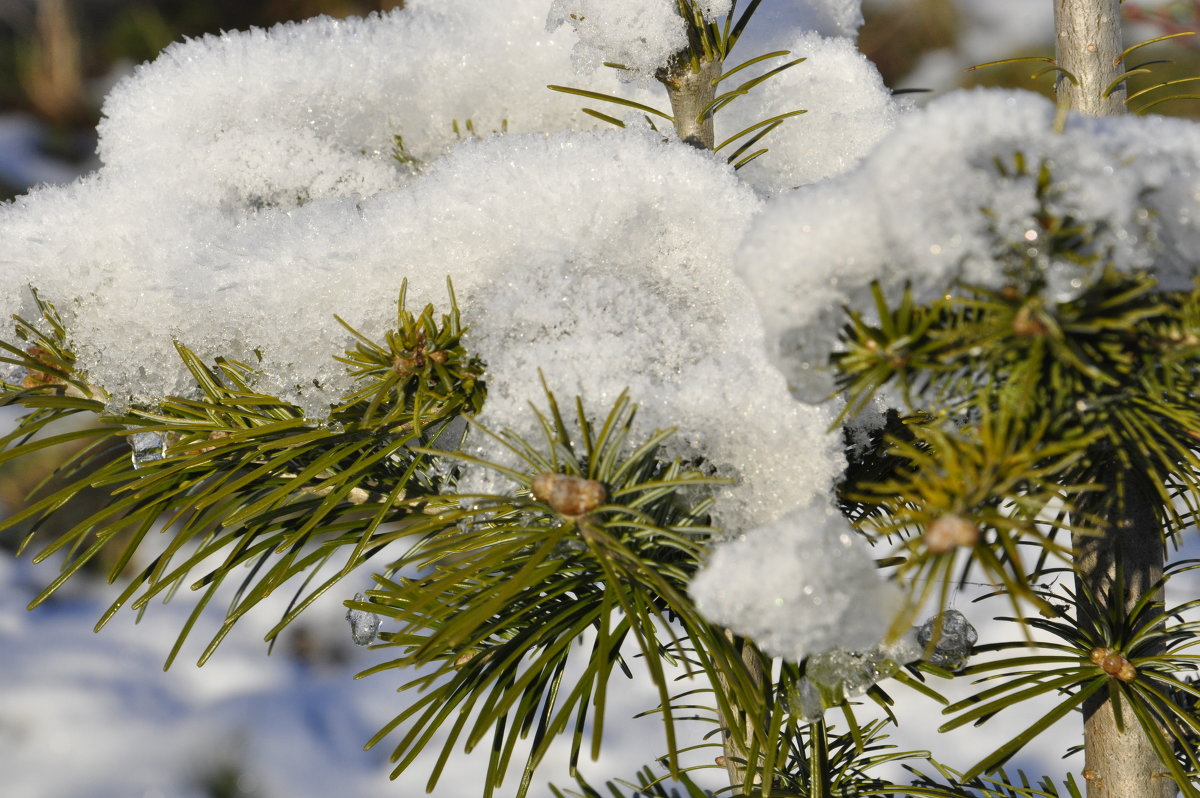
top-left (128, 431), bottom-right (167, 468)
top-left (346, 591), bottom-right (381, 646)
top-left (916, 609), bottom-right (978, 670)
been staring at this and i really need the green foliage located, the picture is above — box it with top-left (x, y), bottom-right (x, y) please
top-left (351, 389), bottom-right (766, 797)
top-left (548, 0), bottom-right (807, 165)
top-left (0, 284), bottom-right (480, 667)
top-left (5, 6), bottom-right (1200, 797)
top-left (830, 151), bottom-right (1200, 789)
top-left (940, 564), bottom-right (1200, 790)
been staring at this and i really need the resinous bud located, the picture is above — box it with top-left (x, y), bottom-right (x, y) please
top-left (531, 473), bottom-right (606, 518)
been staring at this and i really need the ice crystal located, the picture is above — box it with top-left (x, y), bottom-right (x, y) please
top-left (346, 592), bottom-right (381, 647)
top-left (128, 431), bottom-right (167, 468)
top-left (916, 609), bottom-right (978, 671)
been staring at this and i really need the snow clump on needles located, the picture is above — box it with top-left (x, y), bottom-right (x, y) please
top-left (2, 0), bottom-right (1198, 664)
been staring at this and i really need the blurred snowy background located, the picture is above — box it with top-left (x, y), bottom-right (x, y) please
top-left (1, 1), bottom-right (1198, 796)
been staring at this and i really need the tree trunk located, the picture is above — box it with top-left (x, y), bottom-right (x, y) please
top-left (715, 632), bottom-right (765, 793)
top-left (1053, 0), bottom-right (1127, 115)
top-left (661, 57), bottom-right (722, 149)
top-left (1073, 477), bottom-right (1176, 798)
top-left (1055, 7), bottom-right (1176, 795)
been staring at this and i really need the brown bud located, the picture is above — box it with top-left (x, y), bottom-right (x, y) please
top-left (531, 473), bottom-right (607, 518)
top-left (923, 513), bottom-right (981, 554)
top-left (20, 345), bottom-right (64, 389)
top-left (1091, 647), bottom-right (1137, 682)
top-left (392, 352), bottom-right (424, 374)
top-left (1012, 304), bottom-right (1047, 338)
top-left (194, 429), bottom-right (231, 454)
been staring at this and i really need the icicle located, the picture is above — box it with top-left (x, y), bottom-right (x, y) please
top-left (916, 609), bottom-right (978, 671)
top-left (128, 431), bottom-right (167, 468)
top-left (346, 592), bottom-right (381, 646)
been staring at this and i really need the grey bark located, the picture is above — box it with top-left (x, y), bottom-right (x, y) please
top-left (1053, 0), bottom-right (1127, 115)
top-left (661, 57), bottom-right (722, 149)
top-left (1073, 479), bottom-right (1176, 798)
top-left (1055, 5), bottom-right (1177, 795)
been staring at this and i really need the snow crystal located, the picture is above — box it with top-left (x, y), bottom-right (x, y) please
top-left (346, 593), bottom-right (381, 646)
top-left (720, 32), bottom-right (898, 194)
top-left (736, 89), bottom-right (1200, 382)
top-left (547, 0), bottom-right (687, 79)
top-left (690, 501), bottom-right (901, 662)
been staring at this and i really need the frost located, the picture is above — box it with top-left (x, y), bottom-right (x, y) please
top-left (690, 502), bottom-right (901, 662)
top-left (916, 609), bottom-right (978, 671)
top-left (346, 592), bottom-right (381, 646)
top-left (737, 90), bottom-right (1200, 381)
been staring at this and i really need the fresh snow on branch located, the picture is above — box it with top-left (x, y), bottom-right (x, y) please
top-left (691, 501), bottom-right (903, 662)
top-left (2, 0), bottom-right (1198, 667)
top-left (737, 90), bottom-right (1200, 400)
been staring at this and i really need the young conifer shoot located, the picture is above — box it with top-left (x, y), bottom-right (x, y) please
top-left (1, 1), bottom-right (1199, 796)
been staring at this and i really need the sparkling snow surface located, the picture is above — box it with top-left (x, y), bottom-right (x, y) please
top-left (691, 501), bottom-right (904, 662)
top-left (737, 90), bottom-right (1200, 398)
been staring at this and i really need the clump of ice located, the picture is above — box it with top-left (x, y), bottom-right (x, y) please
top-left (916, 609), bottom-right (978, 671)
top-left (690, 501), bottom-right (901, 662)
top-left (736, 89), bottom-right (1200, 383)
top-left (547, 0), bottom-right (687, 79)
top-left (793, 631), bottom-right (921, 719)
top-left (346, 592), bottom-right (382, 646)
top-left (127, 430), bottom-right (168, 469)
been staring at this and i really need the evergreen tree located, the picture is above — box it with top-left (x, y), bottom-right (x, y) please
top-left (1, 1), bottom-right (1199, 797)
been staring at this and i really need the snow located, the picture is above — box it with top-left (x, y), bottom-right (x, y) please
top-left (547, 0), bottom-right (688, 79)
top-left (690, 501), bottom-right (903, 662)
top-left (737, 89), bottom-right (1200, 391)
top-left (2, 0), bottom-right (1200, 794)
top-left (0, 1), bottom-right (875, 533)
top-left (721, 31), bottom-right (899, 193)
